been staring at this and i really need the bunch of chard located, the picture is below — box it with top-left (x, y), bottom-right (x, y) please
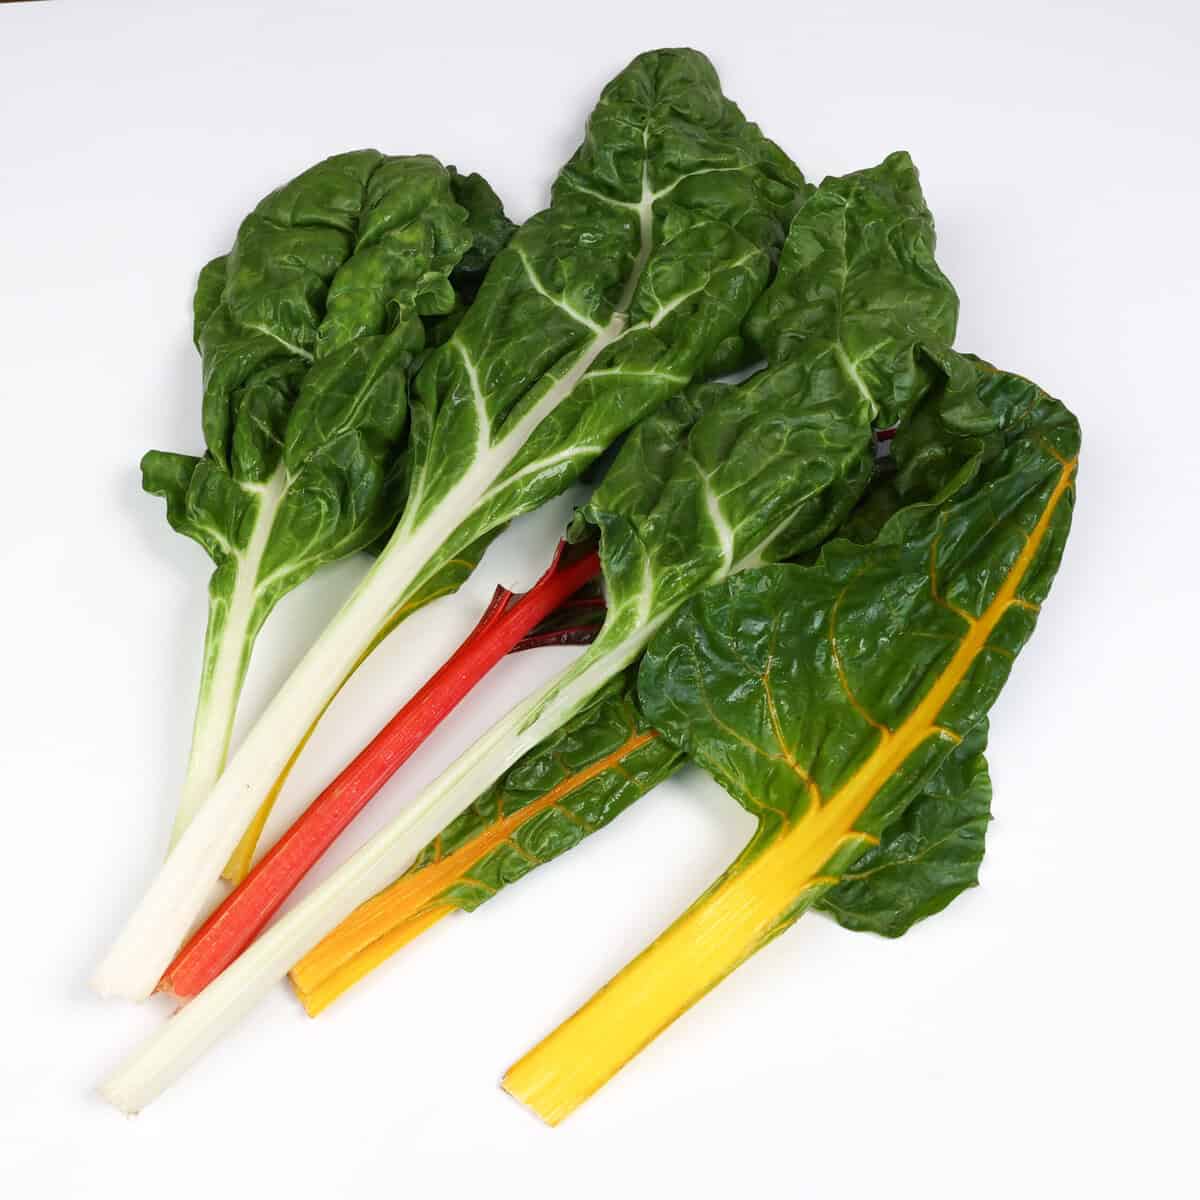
top-left (98, 49), bottom-right (1079, 1124)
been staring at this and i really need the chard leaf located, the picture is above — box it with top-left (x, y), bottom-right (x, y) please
top-left (815, 718), bottom-right (991, 936)
top-left (141, 450), bottom-right (251, 567)
top-left (393, 49), bottom-right (809, 603)
top-left (145, 152), bottom-right (501, 849)
top-left (414, 672), bottom-right (682, 913)
top-left (571, 151), bottom-right (957, 653)
top-left (192, 256), bottom-right (228, 348)
top-left (446, 168), bottom-right (516, 299)
top-left (637, 353), bottom-right (1077, 936)
top-left (500, 356), bottom-right (1079, 1125)
top-left (745, 150), bottom-right (958, 428)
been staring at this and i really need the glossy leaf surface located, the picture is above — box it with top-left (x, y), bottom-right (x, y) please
top-left (640, 355), bottom-right (1076, 871)
top-left (390, 48), bottom-right (810, 606)
top-left (745, 150), bottom-right (958, 428)
top-left (814, 718), bottom-right (991, 936)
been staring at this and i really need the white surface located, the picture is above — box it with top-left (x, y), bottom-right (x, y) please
top-left (1, 1), bottom-right (1197, 1196)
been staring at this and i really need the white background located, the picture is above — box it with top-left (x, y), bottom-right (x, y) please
top-left (1, 2), bottom-right (1197, 1197)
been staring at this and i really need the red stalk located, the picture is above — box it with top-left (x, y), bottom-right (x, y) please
top-left (160, 542), bottom-right (602, 1000)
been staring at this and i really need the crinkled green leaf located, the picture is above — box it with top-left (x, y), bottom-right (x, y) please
top-left (143, 153), bottom-right (510, 842)
top-left (394, 49), bottom-right (810, 603)
top-left (142, 451), bottom-right (242, 566)
top-left (815, 718), bottom-right (992, 936)
top-left (410, 672), bottom-right (683, 913)
top-left (573, 366), bottom-right (872, 643)
top-left (571, 152), bottom-right (958, 642)
top-left (491, 359), bottom-right (1078, 1121)
top-left (193, 256), bottom-right (228, 349)
top-left (745, 150), bottom-right (957, 429)
top-left (423, 170), bottom-right (518, 350)
top-left (447, 168), bottom-right (517, 298)
top-left (638, 353), bottom-right (1079, 927)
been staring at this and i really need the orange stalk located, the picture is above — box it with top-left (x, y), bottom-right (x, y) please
top-left (290, 727), bottom-right (659, 1013)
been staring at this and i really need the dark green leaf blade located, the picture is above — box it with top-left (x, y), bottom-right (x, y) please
top-left (639, 354), bottom-right (1079, 895)
top-left (140, 450), bottom-right (253, 566)
top-left (815, 718), bottom-right (992, 936)
top-left (746, 150), bottom-right (958, 428)
top-left (447, 168), bottom-right (517, 297)
top-left (193, 255), bottom-right (228, 349)
top-left (400, 49), bottom-right (810, 559)
top-left (416, 672), bottom-right (684, 913)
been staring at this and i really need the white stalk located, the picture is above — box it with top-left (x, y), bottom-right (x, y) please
top-left (99, 629), bottom-right (649, 1113)
top-left (169, 468), bottom-right (287, 847)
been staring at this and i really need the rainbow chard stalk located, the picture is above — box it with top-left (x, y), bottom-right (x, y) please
top-left (143, 156), bottom-right (512, 852)
top-left (95, 48), bottom-right (809, 1001)
top-left (503, 351), bottom-right (1080, 1124)
top-left (98, 151), bottom-right (961, 1112)
top-left (289, 148), bottom-right (964, 1010)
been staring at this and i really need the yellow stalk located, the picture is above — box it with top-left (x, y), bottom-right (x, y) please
top-left (504, 455), bottom-right (1077, 1125)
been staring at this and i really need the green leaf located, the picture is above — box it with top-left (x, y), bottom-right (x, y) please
top-left (571, 152), bottom-right (961, 642)
top-left (815, 718), bottom-right (992, 936)
top-left (489, 358), bottom-right (1079, 1122)
top-left (639, 352), bottom-right (1079, 909)
top-left (745, 150), bottom-right (958, 429)
top-left (140, 450), bottom-right (253, 566)
top-left (395, 49), bottom-right (810, 593)
top-left (573, 367), bottom-right (872, 643)
top-left (414, 672), bottom-right (684, 913)
top-left (199, 151), bottom-right (473, 483)
top-left (144, 153), bottom-right (507, 846)
top-left (192, 256), bottom-right (228, 349)
top-left (447, 168), bottom-right (517, 298)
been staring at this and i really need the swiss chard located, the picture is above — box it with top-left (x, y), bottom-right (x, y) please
top-left (143, 154), bottom-right (505, 852)
top-left (98, 151), bottom-right (960, 1112)
top-left (95, 49), bottom-right (809, 1000)
top-left (289, 150), bottom-right (963, 1008)
top-left (503, 352), bottom-right (1079, 1123)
